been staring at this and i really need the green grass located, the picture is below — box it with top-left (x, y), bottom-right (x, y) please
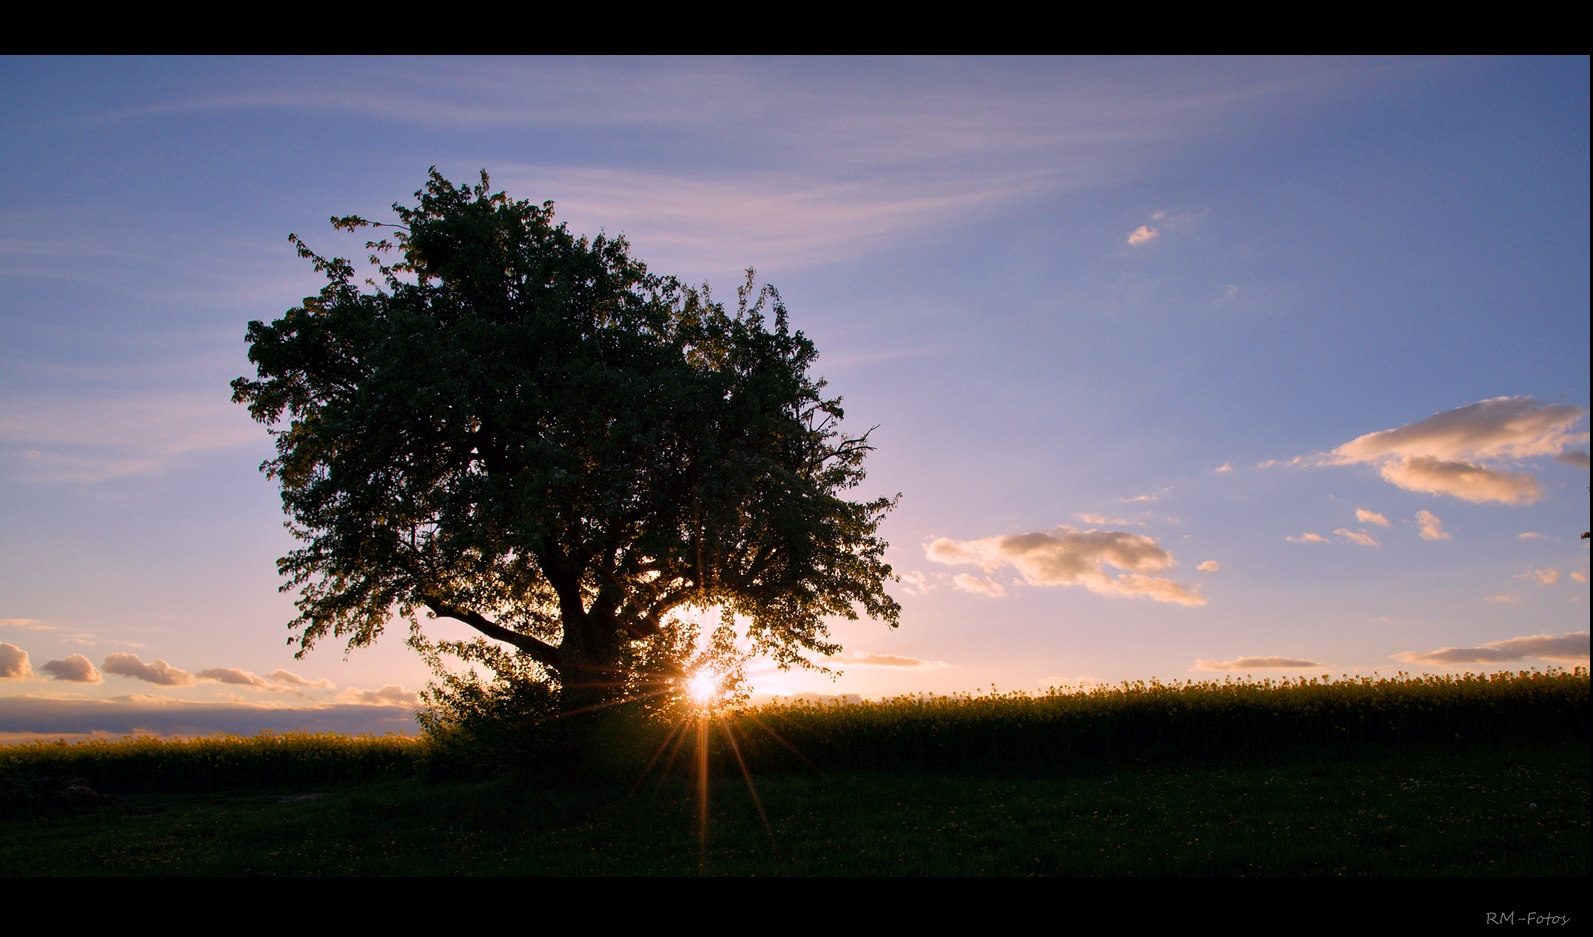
top-left (0, 736), bottom-right (1584, 876)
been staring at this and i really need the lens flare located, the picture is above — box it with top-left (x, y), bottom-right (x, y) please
top-left (687, 669), bottom-right (718, 705)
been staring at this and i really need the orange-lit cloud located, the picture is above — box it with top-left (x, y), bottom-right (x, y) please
top-left (1, 643), bottom-right (32, 679)
top-left (1416, 510), bottom-right (1450, 541)
top-left (825, 651), bottom-right (947, 669)
top-left (1127, 225), bottom-right (1158, 245)
top-left (1518, 568), bottom-right (1560, 585)
top-left (1194, 656), bottom-right (1323, 671)
top-left (334, 684), bottom-right (421, 706)
top-left (951, 574), bottom-right (1007, 598)
top-left (1334, 528), bottom-right (1380, 547)
top-left (0, 619), bottom-right (52, 631)
top-left (102, 653), bottom-right (195, 687)
top-left (927, 527), bottom-right (1203, 606)
top-left (1330, 397), bottom-right (1586, 504)
top-left (1287, 533), bottom-right (1328, 544)
top-left (1393, 631), bottom-right (1588, 664)
top-left (1555, 450), bottom-right (1590, 468)
top-left (1356, 509), bottom-right (1390, 527)
top-left (1484, 595), bottom-right (1515, 603)
top-left (1196, 560), bottom-right (1222, 572)
top-left (268, 669), bottom-right (335, 690)
top-left (41, 654), bottom-right (101, 683)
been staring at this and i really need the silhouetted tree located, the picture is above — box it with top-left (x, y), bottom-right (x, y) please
top-left (233, 170), bottom-right (899, 717)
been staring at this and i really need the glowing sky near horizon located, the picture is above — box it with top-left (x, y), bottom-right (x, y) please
top-left (0, 57), bottom-right (1587, 731)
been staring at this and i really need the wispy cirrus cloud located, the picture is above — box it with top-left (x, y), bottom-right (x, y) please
top-left (1334, 528), bottom-right (1380, 547)
top-left (1, 392), bottom-right (261, 483)
top-left (1393, 631), bottom-right (1588, 664)
top-left (825, 651), bottom-right (948, 669)
top-left (1517, 568), bottom-right (1560, 585)
top-left (0, 619), bottom-right (52, 631)
top-left (927, 527), bottom-right (1203, 606)
top-left (1194, 656), bottom-right (1323, 671)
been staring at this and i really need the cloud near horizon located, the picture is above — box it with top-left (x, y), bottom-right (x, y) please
top-left (926, 527), bottom-right (1204, 606)
top-left (825, 651), bottom-right (948, 669)
top-left (1195, 656), bottom-right (1324, 671)
top-left (1330, 397), bottom-right (1587, 504)
top-left (1, 643), bottom-right (31, 679)
top-left (102, 653), bottom-right (195, 686)
top-left (41, 654), bottom-right (101, 683)
top-left (334, 685), bottom-right (421, 707)
top-left (1393, 631), bottom-right (1588, 664)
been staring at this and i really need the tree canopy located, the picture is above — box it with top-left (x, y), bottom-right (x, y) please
top-left (232, 170), bottom-right (899, 711)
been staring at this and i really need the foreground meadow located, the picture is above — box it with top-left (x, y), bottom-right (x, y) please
top-left (1, 671), bottom-right (1585, 876)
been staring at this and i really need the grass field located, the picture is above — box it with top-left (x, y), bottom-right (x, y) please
top-left (1, 670), bottom-right (1585, 876)
top-left (0, 737), bottom-right (1584, 876)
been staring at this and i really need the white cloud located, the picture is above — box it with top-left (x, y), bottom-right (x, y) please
top-left (1518, 568), bottom-right (1560, 585)
top-left (927, 527), bottom-right (1203, 606)
top-left (1215, 463), bottom-right (1233, 473)
top-left (1217, 285), bottom-right (1239, 304)
top-left (1484, 594), bottom-right (1515, 603)
top-left (41, 654), bottom-right (101, 683)
top-left (1334, 528), bottom-right (1380, 547)
top-left (1195, 656), bottom-right (1323, 671)
top-left (1287, 532), bottom-right (1329, 544)
top-left (1330, 397), bottom-right (1587, 505)
top-left (952, 574), bottom-right (1008, 598)
top-left (1196, 560), bottom-right (1222, 573)
top-left (1393, 631), bottom-right (1588, 664)
top-left (1555, 450), bottom-right (1590, 469)
top-left (1356, 509), bottom-right (1390, 527)
top-left (334, 684), bottom-right (421, 707)
top-left (1127, 225), bottom-right (1159, 245)
top-left (1, 643), bottom-right (32, 679)
top-left (1518, 532), bottom-right (1544, 539)
top-left (825, 651), bottom-right (948, 669)
top-left (102, 653), bottom-right (195, 686)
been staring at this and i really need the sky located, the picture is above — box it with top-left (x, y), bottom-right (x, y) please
top-left (1, 56), bottom-right (1587, 738)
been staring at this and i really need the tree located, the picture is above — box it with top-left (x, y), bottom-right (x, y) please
top-left (232, 170), bottom-right (900, 716)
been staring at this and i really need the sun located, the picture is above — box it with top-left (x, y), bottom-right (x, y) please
top-left (686, 669), bottom-right (719, 705)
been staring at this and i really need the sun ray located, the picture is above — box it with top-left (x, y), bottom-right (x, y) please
top-left (630, 717), bottom-right (689, 796)
top-left (742, 712), bottom-right (820, 771)
top-left (720, 716), bottom-right (778, 853)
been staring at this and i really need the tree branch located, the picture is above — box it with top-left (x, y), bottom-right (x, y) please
top-left (425, 601), bottom-right (563, 670)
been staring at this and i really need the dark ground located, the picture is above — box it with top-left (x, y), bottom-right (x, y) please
top-left (1, 735), bottom-right (1584, 877)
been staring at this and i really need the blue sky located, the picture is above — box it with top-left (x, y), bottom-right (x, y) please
top-left (1, 57), bottom-right (1587, 735)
